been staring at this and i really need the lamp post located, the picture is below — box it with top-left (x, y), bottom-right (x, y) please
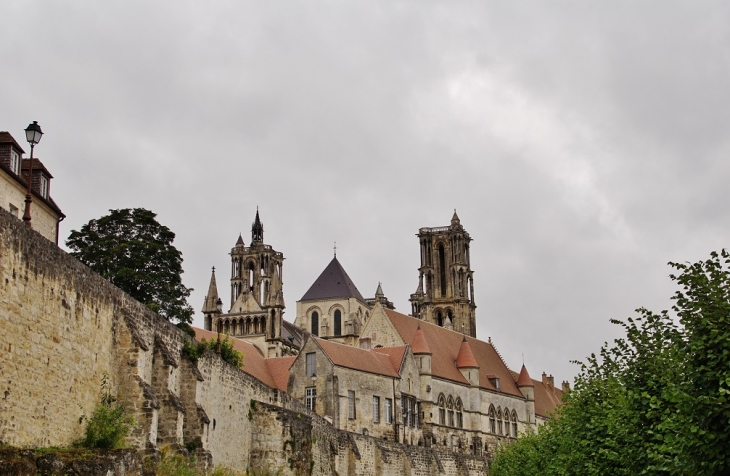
top-left (22, 121), bottom-right (43, 227)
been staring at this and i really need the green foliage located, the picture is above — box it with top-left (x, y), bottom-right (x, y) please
top-left (153, 446), bottom-right (249, 475)
top-left (491, 250), bottom-right (730, 476)
top-left (182, 335), bottom-right (244, 369)
top-left (81, 373), bottom-right (134, 449)
top-left (66, 208), bottom-right (194, 323)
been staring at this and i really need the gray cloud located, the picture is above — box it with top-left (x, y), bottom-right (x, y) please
top-left (2, 1), bottom-right (729, 382)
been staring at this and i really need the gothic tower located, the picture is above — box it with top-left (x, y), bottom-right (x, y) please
top-left (409, 211), bottom-right (477, 337)
top-left (204, 209), bottom-right (294, 357)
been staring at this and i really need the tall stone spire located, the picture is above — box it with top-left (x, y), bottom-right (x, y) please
top-left (202, 267), bottom-right (222, 331)
top-left (252, 208), bottom-right (264, 243)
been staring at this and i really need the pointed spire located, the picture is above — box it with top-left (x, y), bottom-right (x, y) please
top-left (516, 364), bottom-right (535, 387)
top-left (444, 314), bottom-right (453, 330)
top-left (411, 325), bottom-right (431, 355)
top-left (375, 282), bottom-right (384, 297)
top-left (236, 233), bottom-right (244, 246)
top-left (252, 207), bottom-right (264, 243)
top-left (456, 336), bottom-right (479, 368)
top-left (451, 209), bottom-right (461, 226)
top-left (202, 267), bottom-right (221, 313)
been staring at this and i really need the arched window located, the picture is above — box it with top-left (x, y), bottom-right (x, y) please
top-left (438, 243), bottom-right (446, 297)
top-left (436, 310), bottom-right (443, 327)
top-left (438, 394), bottom-right (446, 425)
top-left (248, 262), bottom-right (255, 291)
top-left (488, 405), bottom-right (496, 434)
top-left (446, 396), bottom-right (454, 427)
top-left (311, 311), bottom-right (319, 336)
top-left (334, 310), bottom-right (342, 336)
top-left (245, 317), bottom-right (252, 335)
top-left (511, 410), bottom-right (518, 437)
top-left (455, 398), bottom-right (463, 428)
top-left (260, 317), bottom-right (266, 335)
top-left (497, 408), bottom-right (503, 435)
top-left (503, 408), bottom-right (510, 436)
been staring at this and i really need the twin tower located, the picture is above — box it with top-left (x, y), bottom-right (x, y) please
top-left (202, 210), bottom-right (478, 357)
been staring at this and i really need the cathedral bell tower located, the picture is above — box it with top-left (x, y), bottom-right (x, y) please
top-left (409, 211), bottom-right (477, 337)
top-left (205, 209), bottom-right (292, 357)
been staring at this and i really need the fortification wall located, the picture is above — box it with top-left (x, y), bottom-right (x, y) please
top-left (0, 209), bottom-right (491, 474)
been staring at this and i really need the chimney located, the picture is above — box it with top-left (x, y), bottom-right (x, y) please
top-left (547, 375), bottom-right (554, 388)
top-left (541, 372), bottom-right (547, 385)
top-left (359, 337), bottom-right (371, 350)
top-left (562, 381), bottom-right (571, 393)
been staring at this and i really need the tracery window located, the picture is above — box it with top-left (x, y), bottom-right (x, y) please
top-left (497, 408), bottom-right (503, 435)
top-left (511, 410), bottom-right (518, 437)
top-left (488, 405), bottom-right (496, 434)
top-left (446, 396), bottom-right (454, 427)
top-left (503, 408), bottom-right (510, 436)
top-left (455, 398), bottom-right (463, 428)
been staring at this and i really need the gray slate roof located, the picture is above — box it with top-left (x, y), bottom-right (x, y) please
top-left (300, 257), bottom-right (365, 302)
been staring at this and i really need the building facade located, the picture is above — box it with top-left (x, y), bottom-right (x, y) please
top-left (0, 131), bottom-right (64, 243)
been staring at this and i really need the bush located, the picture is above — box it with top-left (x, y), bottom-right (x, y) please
top-left (81, 373), bottom-right (134, 449)
top-left (182, 335), bottom-right (243, 369)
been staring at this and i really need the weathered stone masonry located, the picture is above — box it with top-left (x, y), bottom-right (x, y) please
top-left (0, 208), bottom-right (490, 474)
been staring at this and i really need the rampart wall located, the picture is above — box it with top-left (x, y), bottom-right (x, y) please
top-left (0, 209), bottom-right (490, 475)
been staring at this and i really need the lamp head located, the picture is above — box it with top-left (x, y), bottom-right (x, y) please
top-left (25, 121), bottom-right (43, 146)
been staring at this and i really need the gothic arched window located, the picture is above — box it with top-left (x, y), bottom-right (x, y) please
top-left (503, 408), bottom-right (510, 436)
top-left (446, 396), bottom-right (454, 427)
top-left (488, 405), bottom-right (496, 434)
top-left (334, 310), bottom-right (342, 336)
top-left (311, 311), bottom-right (319, 336)
top-left (436, 310), bottom-right (443, 327)
top-left (437, 394), bottom-right (446, 425)
top-left (438, 243), bottom-right (446, 297)
top-left (511, 410), bottom-right (518, 437)
top-left (497, 408), bottom-right (503, 435)
top-left (455, 398), bottom-right (463, 428)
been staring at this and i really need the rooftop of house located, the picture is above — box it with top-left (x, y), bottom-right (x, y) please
top-left (313, 336), bottom-right (405, 378)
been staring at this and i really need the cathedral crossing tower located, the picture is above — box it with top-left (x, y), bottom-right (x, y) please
top-left (409, 211), bottom-right (477, 337)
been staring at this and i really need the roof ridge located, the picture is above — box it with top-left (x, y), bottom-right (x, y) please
top-left (488, 336), bottom-right (512, 374)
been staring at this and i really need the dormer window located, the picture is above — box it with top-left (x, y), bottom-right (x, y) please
top-left (10, 150), bottom-right (19, 174)
top-left (40, 175), bottom-right (48, 198)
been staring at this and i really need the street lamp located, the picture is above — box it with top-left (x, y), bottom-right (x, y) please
top-left (22, 121), bottom-right (43, 227)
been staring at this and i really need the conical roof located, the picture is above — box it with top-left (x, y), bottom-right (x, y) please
top-left (411, 325), bottom-right (432, 355)
top-left (235, 234), bottom-right (244, 246)
top-left (375, 282), bottom-right (384, 297)
top-left (202, 267), bottom-right (220, 313)
top-left (300, 257), bottom-right (365, 302)
top-left (456, 336), bottom-right (479, 368)
top-left (451, 209), bottom-right (460, 226)
top-left (251, 209), bottom-right (264, 243)
top-left (516, 364), bottom-right (535, 387)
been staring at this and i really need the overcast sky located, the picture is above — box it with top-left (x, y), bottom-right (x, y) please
top-left (3, 1), bottom-right (729, 383)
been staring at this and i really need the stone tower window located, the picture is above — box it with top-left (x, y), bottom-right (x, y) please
top-left (438, 243), bottom-right (446, 297)
top-left (311, 311), bottom-right (319, 336)
top-left (348, 390), bottom-right (356, 419)
top-left (334, 309), bottom-right (342, 336)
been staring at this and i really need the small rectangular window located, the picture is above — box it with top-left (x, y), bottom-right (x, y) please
top-left (305, 387), bottom-right (316, 411)
top-left (8, 204), bottom-right (18, 217)
top-left (306, 352), bottom-right (316, 377)
top-left (348, 390), bottom-right (356, 419)
top-left (40, 176), bottom-right (48, 198)
top-left (373, 396), bottom-right (380, 423)
top-left (10, 150), bottom-right (19, 174)
top-left (385, 398), bottom-right (392, 424)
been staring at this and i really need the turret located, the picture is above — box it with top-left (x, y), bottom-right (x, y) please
top-left (516, 364), bottom-right (535, 425)
top-left (411, 325), bottom-right (432, 375)
top-left (456, 336), bottom-right (479, 386)
top-left (252, 208), bottom-right (264, 243)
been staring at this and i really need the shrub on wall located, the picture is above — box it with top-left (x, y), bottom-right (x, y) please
top-left (183, 335), bottom-right (244, 369)
top-left (80, 373), bottom-right (134, 449)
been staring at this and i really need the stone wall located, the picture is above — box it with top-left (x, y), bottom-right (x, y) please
top-left (0, 208), bottom-right (490, 474)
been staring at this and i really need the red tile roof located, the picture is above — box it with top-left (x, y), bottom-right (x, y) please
top-left (533, 379), bottom-right (563, 418)
top-left (411, 326), bottom-right (431, 355)
top-left (314, 337), bottom-right (402, 378)
top-left (456, 337), bottom-right (479, 368)
top-left (516, 364), bottom-right (534, 387)
top-left (266, 356), bottom-right (296, 391)
top-left (384, 309), bottom-right (523, 397)
top-left (193, 327), bottom-right (291, 390)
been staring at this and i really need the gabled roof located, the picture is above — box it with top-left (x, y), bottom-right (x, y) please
top-left (533, 378), bottom-right (563, 418)
top-left (300, 257), bottom-right (365, 302)
top-left (192, 327), bottom-right (293, 391)
top-left (0, 131), bottom-right (26, 153)
top-left (383, 309), bottom-right (523, 397)
top-left (313, 337), bottom-right (402, 378)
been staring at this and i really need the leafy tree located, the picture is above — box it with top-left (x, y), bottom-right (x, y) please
top-left (66, 208), bottom-right (194, 324)
top-left (182, 335), bottom-right (244, 369)
top-left (491, 251), bottom-right (730, 476)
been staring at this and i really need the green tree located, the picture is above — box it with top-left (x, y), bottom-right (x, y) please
top-left (66, 208), bottom-right (194, 324)
top-left (491, 251), bottom-right (730, 476)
